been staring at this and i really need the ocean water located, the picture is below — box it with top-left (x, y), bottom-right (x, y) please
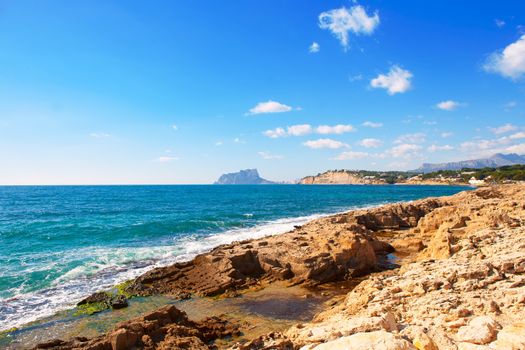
top-left (0, 185), bottom-right (469, 330)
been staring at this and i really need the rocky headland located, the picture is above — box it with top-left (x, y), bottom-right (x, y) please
top-left (30, 185), bottom-right (525, 350)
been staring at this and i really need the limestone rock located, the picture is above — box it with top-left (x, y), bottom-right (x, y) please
top-left (457, 316), bottom-right (501, 344)
top-left (307, 331), bottom-right (417, 350)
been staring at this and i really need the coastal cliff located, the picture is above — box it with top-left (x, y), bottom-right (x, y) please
top-left (30, 185), bottom-right (525, 350)
top-left (299, 170), bottom-right (387, 184)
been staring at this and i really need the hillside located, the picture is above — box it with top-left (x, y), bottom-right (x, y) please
top-left (415, 153), bottom-right (525, 173)
top-left (299, 170), bottom-right (394, 184)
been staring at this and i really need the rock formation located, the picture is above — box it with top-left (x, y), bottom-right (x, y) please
top-left (33, 185), bottom-right (525, 350)
top-left (34, 305), bottom-right (239, 350)
top-left (299, 170), bottom-right (387, 184)
top-left (214, 169), bottom-right (275, 185)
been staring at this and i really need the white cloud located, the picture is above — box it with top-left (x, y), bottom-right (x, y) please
top-left (263, 127), bottom-right (287, 138)
top-left (309, 42), bottom-right (320, 53)
top-left (234, 137), bottom-right (245, 144)
top-left (510, 132), bottom-right (525, 140)
top-left (490, 123), bottom-right (517, 134)
top-left (89, 133), bottom-right (111, 138)
top-left (436, 100), bottom-right (462, 111)
top-left (303, 138), bottom-right (349, 149)
top-left (504, 101), bottom-right (517, 111)
top-left (506, 143), bottom-right (525, 154)
top-left (427, 144), bottom-right (454, 152)
top-left (370, 65), bottom-right (413, 95)
top-left (215, 141), bottom-right (223, 146)
top-left (441, 132), bottom-right (453, 138)
top-left (258, 151), bottom-right (284, 160)
top-left (318, 5), bottom-right (379, 50)
top-left (316, 124), bottom-right (355, 134)
top-left (171, 124), bottom-right (178, 130)
top-left (394, 133), bottom-right (426, 144)
top-left (495, 19), bottom-right (506, 28)
top-left (157, 156), bottom-right (179, 162)
top-left (386, 144), bottom-right (422, 158)
top-left (264, 124), bottom-right (355, 138)
top-left (362, 121), bottom-right (383, 128)
top-left (483, 35), bottom-right (525, 80)
top-left (349, 74), bottom-right (363, 82)
top-left (287, 124), bottom-right (313, 136)
top-left (359, 138), bottom-right (383, 148)
top-left (461, 138), bottom-right (525, 157)
top-left (248, 100), bottom-right (293, 115)
top-left (333, 151), bottom-right (369, 160)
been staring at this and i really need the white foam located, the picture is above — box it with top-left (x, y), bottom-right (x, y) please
top-left (0, 211), bottom-right (339, 331)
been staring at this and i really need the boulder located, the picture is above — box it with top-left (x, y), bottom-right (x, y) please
top-left (308, 331), bottom-right (416, 350)
top-left (457, 316), bottom-right (500, 344)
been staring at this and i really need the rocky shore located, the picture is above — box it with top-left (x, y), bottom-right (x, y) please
top-left (32, 185), bottom-right (525, 350)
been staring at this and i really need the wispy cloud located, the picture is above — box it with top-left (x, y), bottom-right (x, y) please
top-left (441, 132), bottom-right (453, 138)
top-left (436, 100), bottom-right (463, 111)
top-left (504, 101), bottom-right (517, 111)
top-left (427, 144), bottom-right (454, 152)
top-left (333, 151), bottom-right (369, 160)
top-left (171, 124), bottom-right (178, 130)
top-left (247, 100), bottom-right (293, 115)
top-left (370, 65), bottom-right (413, 95)
top-left (89, 133), bottom-right (111, 138)
top-left (359, 138), bottom-right (383, 148)
top-left (483, 34), bottom-right (525, 80)
top-left (495, 19), bottom-right (506, 28)
top-left (394, 133), bottom-right (426, 144)
top-left (309, 42), bottom-right (320, 53)
top-left (318, 5), bottom-right (379, 50)
top-left (303, 138), bottom-right (349, 149)
top-left (264, 124), bottom-right (354, 138)
top-left (362, 121), bottom-right (383, 128)
top-left (156, 156), bottom-right (179, 162)
top-left (510, 131), bottom-right (525, 140)
top-left (258, 151), bottom-right (284, 160)
top-left (489, 123), bottom-right (517, 134)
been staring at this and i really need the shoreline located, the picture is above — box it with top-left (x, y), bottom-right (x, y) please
top-left (1, 185), bottom-right (470, 335)
top-left (6, 184), bottom-right (524, 349)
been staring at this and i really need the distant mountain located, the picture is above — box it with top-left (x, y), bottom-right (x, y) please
top-left (214, 169), bottom-right (275, 184)
top-left (415, 153), bottom-right (525, 173)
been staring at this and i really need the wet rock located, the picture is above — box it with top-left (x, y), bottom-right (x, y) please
top-left (109, 295), bottom-right (128, 310)
top-left (33, 305), bottom-right (239, 350)
top-left (77, 291), bottom-right (109, 306)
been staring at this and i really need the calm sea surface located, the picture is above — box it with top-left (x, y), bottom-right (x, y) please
top-left (0, 184), bottom-right (469, 330)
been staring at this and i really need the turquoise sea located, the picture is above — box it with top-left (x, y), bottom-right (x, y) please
top-left (0, 185), bottom-right (469, 330)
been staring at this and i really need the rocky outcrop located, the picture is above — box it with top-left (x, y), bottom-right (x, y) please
top-left (261, 185), bottom-right (525, 350)
top-left (127, 217), bottom-right (391, 297)
top-left (299, 170), bottom-right (386, 184)
top-left (214, 169), bottom-right (275, 185)
top-left (34, 305), bottom-right (239, 350)
top-left (33, 185), bottom-right (525, 350)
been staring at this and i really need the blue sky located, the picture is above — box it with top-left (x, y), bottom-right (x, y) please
top-left (1, 0), bottom-right (525, 184)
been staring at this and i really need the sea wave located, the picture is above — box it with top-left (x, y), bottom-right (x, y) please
top-left (0, 211), bottom-right (343, 331)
